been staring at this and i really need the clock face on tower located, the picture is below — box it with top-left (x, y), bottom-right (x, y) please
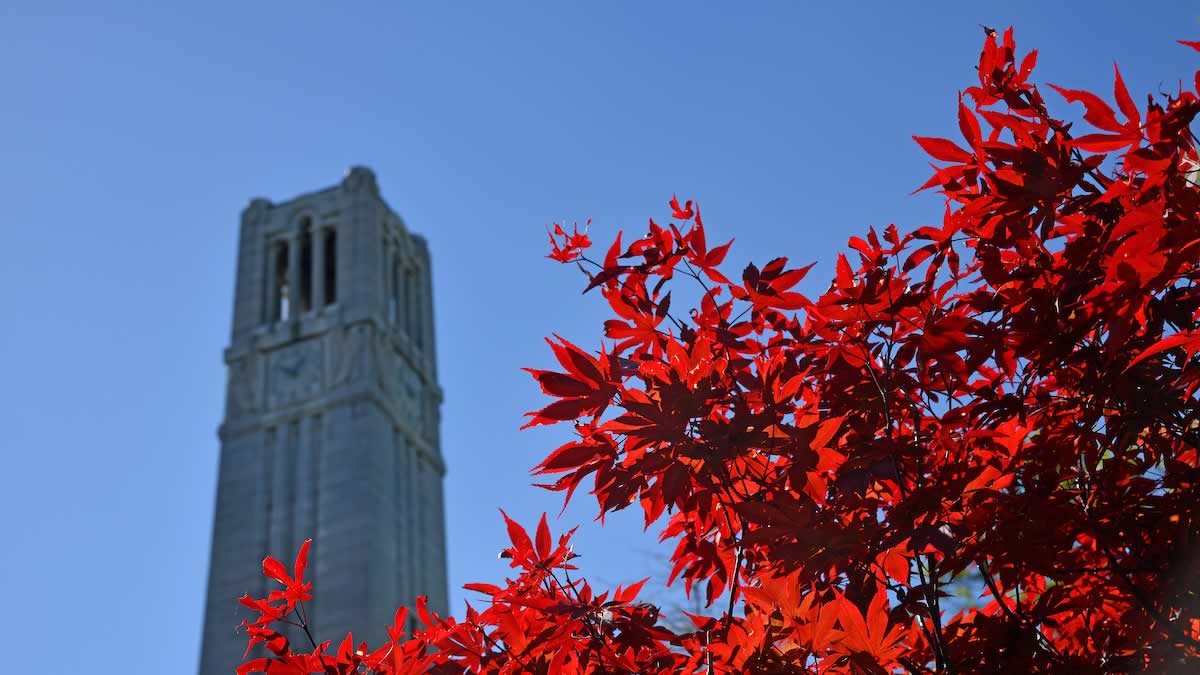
top-left (268, 340), bottom-right (323, 408)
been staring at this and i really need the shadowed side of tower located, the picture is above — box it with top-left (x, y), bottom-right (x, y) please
top-left (199, 168), bottom-right (447, 675)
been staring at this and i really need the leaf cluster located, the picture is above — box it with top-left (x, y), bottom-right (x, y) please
top-left (236, 30), bottom-right (1200, 674)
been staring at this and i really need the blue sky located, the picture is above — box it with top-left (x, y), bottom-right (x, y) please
top-left (0, 2), bottom-right (1195, 672)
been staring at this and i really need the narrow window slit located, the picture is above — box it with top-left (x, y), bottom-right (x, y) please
top-left (273, 241), bottom-right (290, 321)
top-left (404, 267), bottom-right (417, 341)
top-left (390, 252), bottom-right (401, 323)
top-left (323, 229), bottom-right (337, 305)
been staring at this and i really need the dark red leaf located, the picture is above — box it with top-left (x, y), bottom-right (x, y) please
top-left (534, 513), bottom-right (551, 560)
top-left (536, 441), bottom-right (604, 473)
top-left (521, 397), bottom-right (597, 428)
top-left (1127, 332), bottom-right (1200, 369)
top-left (524, 369), bottom-right (595, 398)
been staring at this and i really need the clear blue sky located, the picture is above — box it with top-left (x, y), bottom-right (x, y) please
top-left (0, 2), bottom-right (1195, 672)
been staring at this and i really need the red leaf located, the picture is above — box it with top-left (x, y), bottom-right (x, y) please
top-left (536, 441), bottom-right (603, 473)
top-left (835, 254), bottom-right (854, 290)
top-left (617, 577), bottom-right (650, 604)
top-left (812, 416), bottom-right (845, 450)
top-left (294, 540), bottom-right (311, 585)
top-left (1048, 83), bottom-right (1124, 133)
top-left (769, 262), bottom-right (815, 293)
top-left (521, 397), bottom-right (596, 428)
top-left (913, 136), bottom-right (973, 163)
top-left (958, 96), bottom-right (983, 151)
top-left (1112, 63), bottom-right (1140, 127)
top-left (262, 556), bottom-right (291, 586)
top-left (848, 235), bottom-right (873, 258)
top-left (1071, 133), bottom-right (1135, 152)
top-left (903, 244), bottom-right (937, 272)
top-left (337, 632), bottom-right (354, 661)
top-left (604, 230), bottom-right (624, 268)
top-left (1018, 48), bottom-right (1038, 81)
top-left (546, 221), bottom-right (592, 262)
top-left (387, 606), bottom-right (409, 642)
top-left (546, 335), bottom-right (605, 386)
top-left (836, 594), bottom-right (870, 648)
top-left (917, 161), bottom-right (970, 193)
top-left (879, 546), bottom-right (910, 584)
top-left (1127, 331), bottom-right (1200, 369)
top-left (669, 194), bottom-right (694, 220)
top-left (704, 240), bottom-right (733, 268)
top-left (662, 463), bottom-right (689, 506)
top-left (866, 592), bottom-right (892, 655)
top-left (1179, 40), bottom-right (1200, 52)
top-left (500, 509), bottom-right (533, 559)
top-left (535, 513), bottom-right (551, 560)
top-left (416, 595), bottom-right (433, 627)
top-left (237, 658), bottom-right (273, 675)
top-left (524, 369), bottom-right (595, 398)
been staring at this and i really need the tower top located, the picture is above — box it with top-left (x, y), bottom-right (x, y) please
top-left (225, 167), bottom-right (433, 369)
top-left (240, 166), bottom-right (392, 229)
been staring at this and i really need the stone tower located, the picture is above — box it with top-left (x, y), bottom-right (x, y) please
top-left (199, 167), bottom-right (448, 675)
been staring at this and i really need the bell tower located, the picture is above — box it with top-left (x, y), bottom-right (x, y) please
top-left (199, 167), bottom-right (448, 675)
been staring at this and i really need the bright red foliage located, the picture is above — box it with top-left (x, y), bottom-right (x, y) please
top-left (236, 29), bottom-right (1200, 673)
top-left (547, 220), bottom-right (593, 263)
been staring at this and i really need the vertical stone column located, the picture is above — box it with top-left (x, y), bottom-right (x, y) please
top-left (233, 198), bottom-right (272, 339)
top-left (266, 241), bottom-right (279, 322)
top-left (381, 234), bottom-right (391, 322)
top-left (269, 425), bottom-right (290, 559)
top-left (392, 242), bottom-right (400, 326)
top-left (405, 266), bottom-right (417, 343)
top-left (392, 429), bottom-right (409, 608)
top-left (258, 428), bottom-right (277, 598)
top-left (421, 263), bottom-right (433, 358)
top-left (294, 415), bottom-right (315, 562)
top-left (413, 263), bottom-right (425, 350)
top-left (400, 264), bottom-right (410, 335)
top-left (269, 422), bottom-right (294, 643)
top-left (402, 434), bottom-right (417, 607)
top-left (313, 226), bottom-right (326, 313)
top-left (384, 237), bottom-right (394, 324)
top-left (288, 232), bottom-right (301, 321)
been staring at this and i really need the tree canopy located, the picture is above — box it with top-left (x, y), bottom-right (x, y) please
top-left (236, 29), bottom-right (1200, 673)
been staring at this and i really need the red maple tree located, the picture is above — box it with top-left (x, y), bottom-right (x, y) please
top-left (235, 29), bottom-right (1200, 673)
